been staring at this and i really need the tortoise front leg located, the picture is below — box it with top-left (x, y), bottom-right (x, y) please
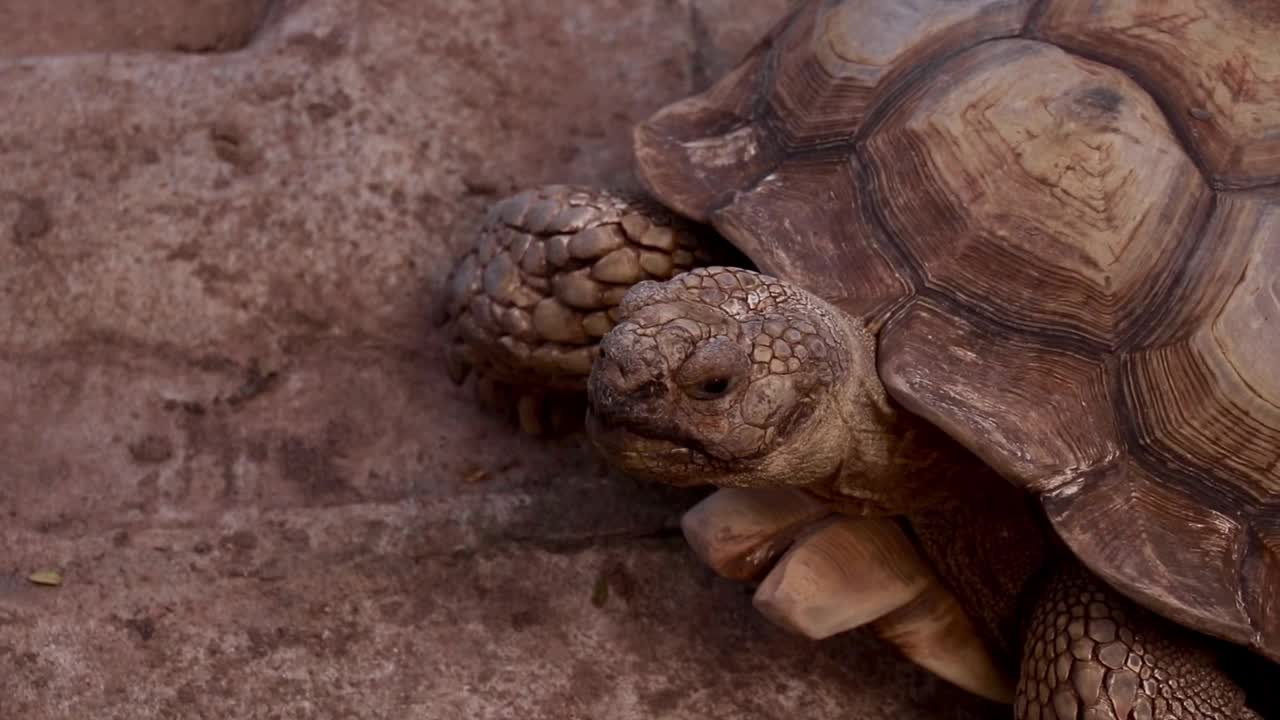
top-left (433, 185), bottom-right (719, 434)
top-left (1016, 563), bottom-right (1261, 720)
top-left (682, 487), bottom-right (1017, 704)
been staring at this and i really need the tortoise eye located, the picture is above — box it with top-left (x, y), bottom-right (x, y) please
top-left (677, 336), bottom-right (747, 401)
top-left (693, 377), bottom-right (732, 399)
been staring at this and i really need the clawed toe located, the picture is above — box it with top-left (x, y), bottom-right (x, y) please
top-left (681, 488), bottom-right (1015, 703)
top-left (680, 487), bottom-right (833, 581)
top-left (752, 516), bottom-right (931, 640)
top-left (462, 374), bottom-right (584, 437)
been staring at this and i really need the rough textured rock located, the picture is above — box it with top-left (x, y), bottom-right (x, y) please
top-left (0, 1), bottom-right (995, 718)
top-left (0, 0), bottom-right (274, 56)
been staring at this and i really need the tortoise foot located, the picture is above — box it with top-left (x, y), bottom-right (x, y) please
top-left (433, 184), bottom-right (717, 434)
top-left (682, 488), bottom-right (1015, 703)
top-left (1016, 563), bottom-right (1262, 720)
top-left (680, 487), bottom-right (832, 581)
top-left (466, 373), bottom-right (585, 437)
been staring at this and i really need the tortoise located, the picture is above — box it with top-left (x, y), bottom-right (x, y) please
top-left (436, 1), bottom-right (1280, 717)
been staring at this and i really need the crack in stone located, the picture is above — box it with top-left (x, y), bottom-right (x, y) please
top-left (492, 525), bottom-right (686, 555)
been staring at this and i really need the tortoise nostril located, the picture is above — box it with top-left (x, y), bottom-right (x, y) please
top-left (596, 326), bottom-right (636, 366)
top-left (591, 332), bottom-right (666, 399)
top-left (634, 380), bottom-right (668, 401)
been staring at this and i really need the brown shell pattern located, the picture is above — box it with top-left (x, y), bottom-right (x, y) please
top-left (632, 0), bottom-right (1280, 662)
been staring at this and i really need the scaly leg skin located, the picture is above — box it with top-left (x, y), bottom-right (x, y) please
top-left (1017, 562), bottom-right (1262, 720)
top-left (433, 185), bottom-right (719, 434)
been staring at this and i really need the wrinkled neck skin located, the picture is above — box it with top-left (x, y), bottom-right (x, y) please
top-left (585, 267), bottom-right (970, 518)
top-left (792, 319), bottom-right (967, 517)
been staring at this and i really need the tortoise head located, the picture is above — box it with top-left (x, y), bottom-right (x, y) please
top-left (586, 266), bottom-right (936, 511)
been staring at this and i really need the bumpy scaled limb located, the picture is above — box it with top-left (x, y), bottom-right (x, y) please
top-left (433, 185), bottom-right (716, 434)
top-left (1016, 563), bottom-right (1261, 720)
top-left (681, 488), bottom-right (1015, 703)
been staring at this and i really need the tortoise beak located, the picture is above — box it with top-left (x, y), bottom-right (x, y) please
top-left (586, 325), bottom-right (668, 424)
top-left (585, 326), bottom-right (711, 480)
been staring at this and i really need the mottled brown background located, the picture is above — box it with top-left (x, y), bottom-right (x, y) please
top-left (0, 2), bottom-right (999, 718)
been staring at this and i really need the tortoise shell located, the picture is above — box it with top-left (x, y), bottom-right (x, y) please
top-left (632, 0), bottom-right (1280, 662)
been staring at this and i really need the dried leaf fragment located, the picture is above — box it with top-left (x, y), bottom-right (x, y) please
top-left (27, 569), bottom-right (63, 587)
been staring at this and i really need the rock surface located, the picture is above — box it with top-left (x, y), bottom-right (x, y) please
top-left (0, 1), bottom-right (998, 718)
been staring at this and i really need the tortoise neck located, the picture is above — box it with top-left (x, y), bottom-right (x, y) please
top-left (819, 397), bottom-right (978, 515)
top-left (797, 316), bottom-right (978, 515)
